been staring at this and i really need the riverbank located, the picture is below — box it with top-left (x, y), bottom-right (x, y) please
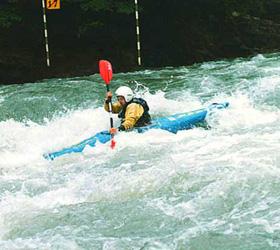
top-left (1, 5), bottom-right (280, 85)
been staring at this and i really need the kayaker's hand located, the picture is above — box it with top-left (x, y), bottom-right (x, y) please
top-left (118, 125), bottom-right (126, 131)
top-left (109, 127), bottom-right (117, 135)
top-left (105, 91), bottom-right (112, 104)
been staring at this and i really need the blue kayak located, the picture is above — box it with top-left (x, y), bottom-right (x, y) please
top-left (44, 102), bottom-right (229, 160)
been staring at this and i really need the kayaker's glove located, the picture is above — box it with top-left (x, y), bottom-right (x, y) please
top-left (118, 125), bottom-right (125, 131)
top-left (105, 91), bottom-right (112, 104)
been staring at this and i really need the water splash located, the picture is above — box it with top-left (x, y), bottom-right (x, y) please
top-left (0, 53), bottom-right (280, 249)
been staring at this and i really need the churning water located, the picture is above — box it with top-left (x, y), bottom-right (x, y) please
top-left (0, 53), bottom-right (279, 249)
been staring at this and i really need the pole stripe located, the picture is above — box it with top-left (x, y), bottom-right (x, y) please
top-left (41, 0), bottom-right (50, 67)
top-left (138, 56), bottom-right (141, 66)
top-left (134, 0), bottom-right (141, 66)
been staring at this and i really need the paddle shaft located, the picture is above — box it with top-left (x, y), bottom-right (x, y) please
top-left (106, 85), bottom-right (114, 129)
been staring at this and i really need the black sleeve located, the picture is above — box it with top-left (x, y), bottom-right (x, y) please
top-left (118, 125), bottom-right (126, 131)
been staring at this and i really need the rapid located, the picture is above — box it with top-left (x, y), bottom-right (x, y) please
top-left (0, 53), bottom-right (279, 249)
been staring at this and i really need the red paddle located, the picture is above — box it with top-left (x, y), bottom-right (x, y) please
top-left (99, 60), bottom-right (116, 149)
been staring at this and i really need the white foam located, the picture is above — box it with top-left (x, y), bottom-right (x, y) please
top-left (0, 107), bottom-right (110, 170)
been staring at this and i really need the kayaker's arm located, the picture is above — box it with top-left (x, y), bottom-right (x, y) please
top-left (120, 103), bottom-right (144, 130)
top-left (104, 101), bottom-right (122, 113)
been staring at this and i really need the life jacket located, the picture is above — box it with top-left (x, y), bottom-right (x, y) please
top-left (118, 97), bottom-right (151, 127)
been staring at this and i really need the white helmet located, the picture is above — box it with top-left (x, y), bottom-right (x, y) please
top-left (115, 86), bottom-right (134, 102)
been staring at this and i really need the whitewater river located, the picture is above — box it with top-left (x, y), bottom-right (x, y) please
top-left (0, 53), bottom-right (280, 249)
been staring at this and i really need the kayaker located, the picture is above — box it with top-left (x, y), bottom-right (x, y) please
top-left (104, 86), bottom-right (151, 133)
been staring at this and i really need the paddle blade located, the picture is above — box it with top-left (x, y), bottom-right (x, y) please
top-left (110, 139), bottom-right (116, 149)
top-left (99, 60), bottom-right (113, 84)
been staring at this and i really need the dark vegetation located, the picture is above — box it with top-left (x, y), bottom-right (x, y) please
top-left (1, 0), bottom-right (280, 84)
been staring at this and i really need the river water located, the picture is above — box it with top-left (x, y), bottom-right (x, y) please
top-left (0, 53), bottom-right (279, 249)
